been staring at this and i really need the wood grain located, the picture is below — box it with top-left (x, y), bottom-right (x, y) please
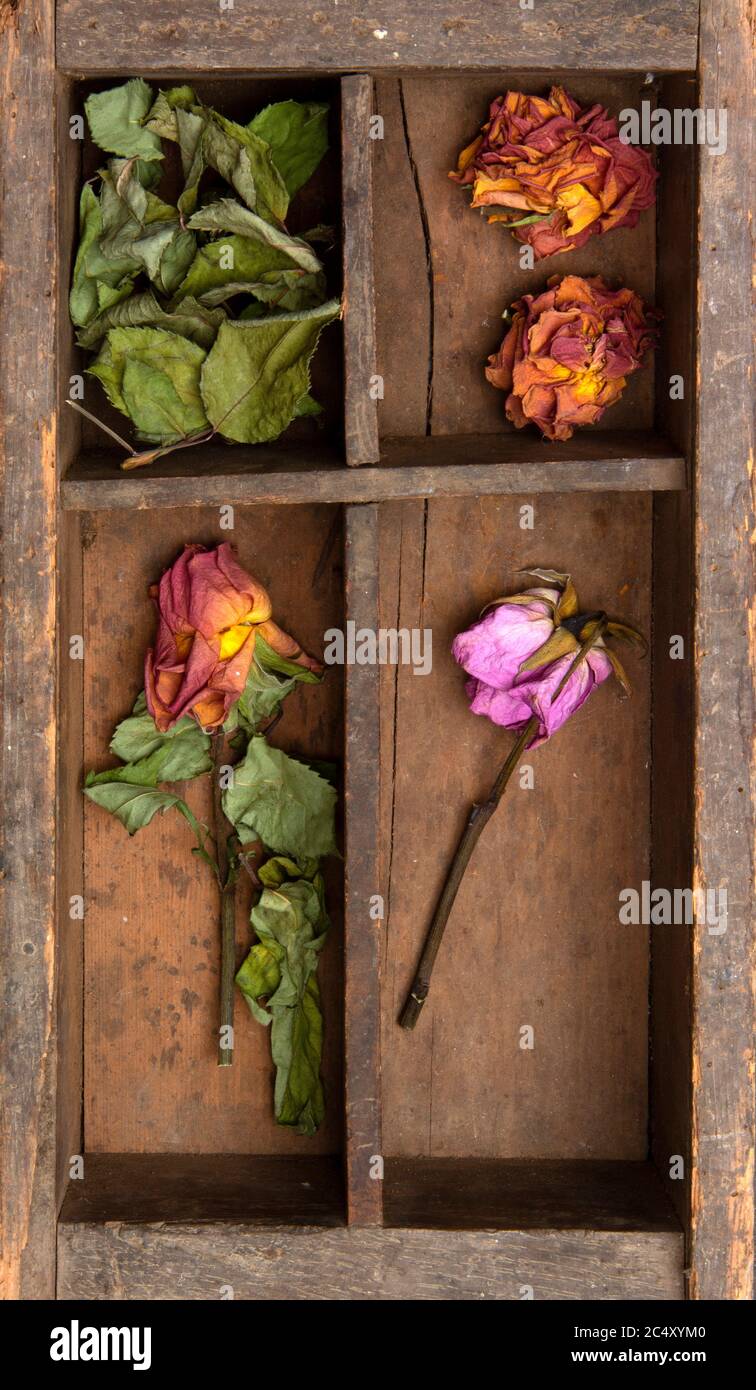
top-left (342, 76), bottom-right (380, 465)
top-left (379, 494), bottom-right (652, 1160)
top-left (0, 0), bottom-right (58, 1301)
top-left (689, 0), bottom-right (755, 1302)
top-left (57, 1220), bottom-right (683, 1301)
top-left (343, 506), bottom-right (383, 1223)
top-left (56, 1), bottom-right (699, 75)
top-left (56, 79), bottom-right (86, 1216)
top-left (649, 74), bottom-right (697, 1236)
top-left (81, 508), bottom-right (345, 1156)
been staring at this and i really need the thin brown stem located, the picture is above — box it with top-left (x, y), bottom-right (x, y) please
top-left (65, 398), bottom-right (137, 454)
top-left (399, 715), bottom-right (539, 1030)
top-left (212, 730), bottom-right (236, 1066)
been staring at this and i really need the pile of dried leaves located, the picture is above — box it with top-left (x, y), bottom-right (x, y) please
top-left (70, 80), bottom-right (340, 461)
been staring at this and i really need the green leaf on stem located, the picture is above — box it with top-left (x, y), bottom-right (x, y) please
top-left (254, 632), bottom-right (323, 683)
top-left (222, 737), bottom-right (337, 860)
top-left (236, 874), bottom-right (329, 1134)
top-left (109, 695), bottom-right (210, 763)
top-left (84, 782), bottom-right (207, 841)
top-left (87, 729), bottom-right (211, 788)
top-left (237, 661), bottom-right (299, 733)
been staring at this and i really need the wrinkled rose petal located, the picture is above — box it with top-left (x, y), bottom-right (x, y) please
top-left (451, 589), bottom-right (559, 691)
top-left (453, 582), bottom-right (614, 747)
top-left (145, 543), bottom-right (318, 732)
top-left (487, 274), bottom-right (657, 441)
top-left (450, 85), bottom-right (657, 261)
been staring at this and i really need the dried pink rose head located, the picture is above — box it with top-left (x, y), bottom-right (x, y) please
top-left (451, 568), bottom-right (645, 748)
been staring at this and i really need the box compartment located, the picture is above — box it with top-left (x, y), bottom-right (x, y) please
top-left (63, 74), bottom-right (345, 477)
top-left (376, 492), bottom-right (685, 1236)
top-left (373, 71), bottom-right (694, 480)
top-left (58, 504), bottom-right (347, 1223)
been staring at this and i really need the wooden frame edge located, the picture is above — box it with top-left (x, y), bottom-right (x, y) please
top-left (343, 504), bottom-right (383, 1224)
top-left (341, 74), bottom-right (380, 466)
top-left (0, 0), bottom-right (59, 1301)
top-left (690, 0), bottom-right (755, 1301)
top-left (56, 1221), bottom-right (684, 1300)
top-left (54, 1), bottom-right (699, 76)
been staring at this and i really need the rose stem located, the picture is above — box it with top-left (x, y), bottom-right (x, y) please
top-left (398, 714), bottom-right (539, 1031)
top-left (212, 730), bottom-right (236, 1066)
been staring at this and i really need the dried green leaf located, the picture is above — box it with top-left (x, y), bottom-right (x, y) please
top-left (254, 632), bottom-right (322, 683)
top-left (85, 79), bottom-right (163, 162)
top-left (199, 300), bottom-right (340, 444)
top-left (121, 357), bottom-right (207, 444)
top-left (199, 110), bottom-right (289, 222)
top-left (95, 276), bottom-right (136, 314)
top-left (188, 198), bottom-right (322, 274)
top-left (237, 660), bottom-right (299, 734)
top-left (144, 85), bottom-right (197, 141)
top-left (84, 782), bottom-right (206, 840)
top-left (77, 290), bottom-right (226, 352)
top-left (236, 875), bottom-right (329, 1134)
top-left (69, 183), bottom-right (103, 327)
top-left (222, 737), bottom-right (337, 860)
top-left (248, 100), bottom-right (329, 197)
top-left (88, 326), bottom-right (208, 441)
top-left (109, 697), bottom-right (208, 764)
top-left (174, 235), bottom-right (296, 304)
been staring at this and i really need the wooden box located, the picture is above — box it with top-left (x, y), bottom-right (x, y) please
top-left (1, 0), bottom-right (752, 1302)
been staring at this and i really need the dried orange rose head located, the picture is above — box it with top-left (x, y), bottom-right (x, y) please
top-left (487, 274), bottom-right (658, 442)
top-left (450, 85), bottom-right (657, 261)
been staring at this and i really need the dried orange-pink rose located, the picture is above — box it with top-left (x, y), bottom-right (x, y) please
top-left (145, 543), bottom-right (321, 732)
top-left (450, 86), bottom-right (657, 261)
top-left (487, 274), bottom-right (658, 442)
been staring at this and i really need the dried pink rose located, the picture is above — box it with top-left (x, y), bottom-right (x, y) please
top-left (452, 570), bottom-right (642, 747)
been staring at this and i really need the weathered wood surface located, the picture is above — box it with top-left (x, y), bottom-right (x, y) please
top-left (649, 75), bottom-right (696, 1236)
top-left (343, 506), bottom-right (383, 1224)
top-left (56, 80), bottom-right (87, 1216)
top-left (62, 435), bottom-right (686, 511)
top-left (378, 494), bottom-right (652, 1160)
top-left (0, 0), bottom-right (58, 1301)
top-left (689, 0), bottom-right (755, 1302)
top-left (342, 76), bottom-right (380, 465)
top-left (59, 1154), bottom-right (344, 1225)
top-left (57, 1220), bottom-right (683, 1300)
top-left (374, 73), bottom-right (658, 442)
top-left (383, 1158), bottom-right (681, 1232)
top-left (56, 1), bottom-right (699, 75)
top-left (81, 508), bottom-right (344, 1156)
